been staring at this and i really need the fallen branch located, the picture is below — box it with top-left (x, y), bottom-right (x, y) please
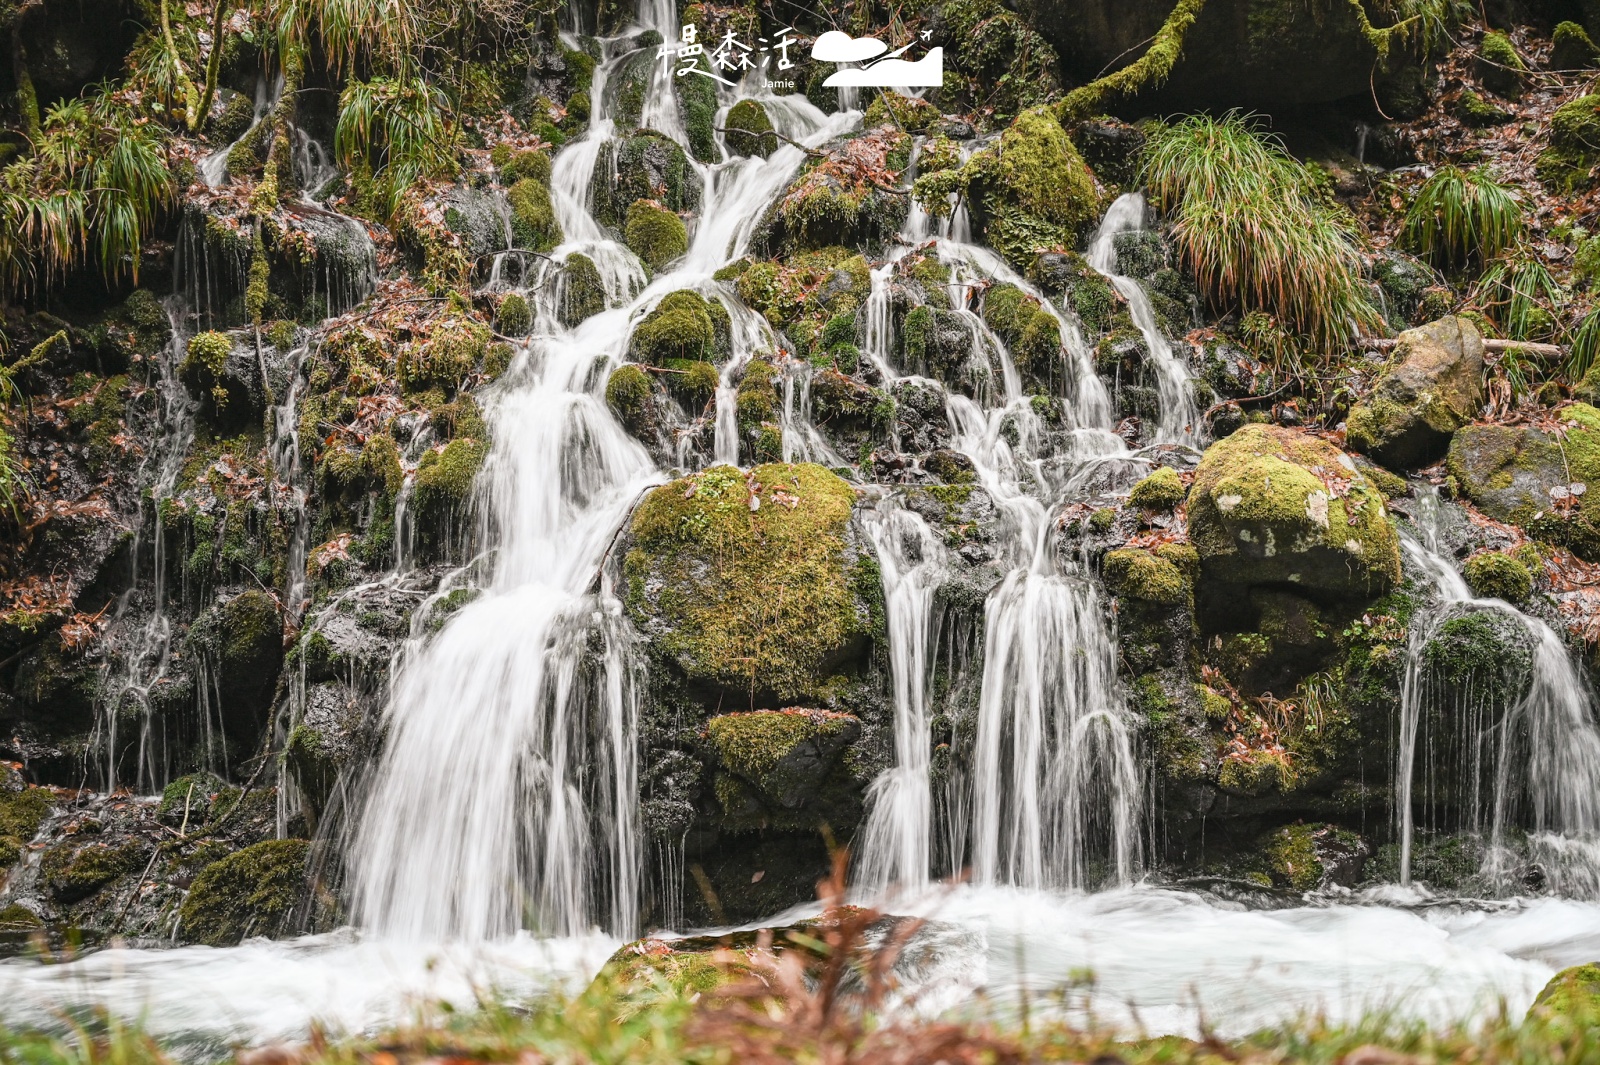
top-left (1358, 337), bottom-right (1563, 356)
top-left (1056, 0), bottom-right (1208, 118)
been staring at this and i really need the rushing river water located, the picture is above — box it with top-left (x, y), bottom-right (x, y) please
top-left (0, 886), bottom-right (1594, 1052)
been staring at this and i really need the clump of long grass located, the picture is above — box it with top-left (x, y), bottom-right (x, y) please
top-left (1401, 165), bottom-right (1524, 272)
top-left (335, 76), bottom-right (456, 219)
top-left (1473, 243), bottom-right (1566, 341)
top-left (1142, 113), bottom-right (1382, 357)
top-left (1569, 305), bottom-right (1600, 379)
top-left (0, 90), bottom-right (174, 297)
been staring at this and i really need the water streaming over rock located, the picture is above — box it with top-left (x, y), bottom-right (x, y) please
top-left (1086, 193), bottom-right (1200, 444)
top-left (1397, 487), bottom-right (1600, 895)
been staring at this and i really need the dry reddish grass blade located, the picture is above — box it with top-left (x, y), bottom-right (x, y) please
top-left (683, 849), bottom-right (1025, 1065)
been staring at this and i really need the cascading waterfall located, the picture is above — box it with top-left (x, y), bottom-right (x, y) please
top-left (855, 498), bottom-right (951, 895)
top-left (1087, 193), bottom-right (1200, 444)
top-left (855, 175), bottom-right (1145, 894)
top-left (352, 7), bottom-right (856, 939)
top-left (1397, 487), bottom-right (1600, 895)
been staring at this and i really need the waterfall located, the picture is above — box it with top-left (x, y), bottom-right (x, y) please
top-left (1087, 193), bottom-right (1200, 445)
top-left (1396, 488), bottom-right (1600, 895)
top-left (351, 3), bottom-right (858, 938)
top-left (855, 498), bottom-right (951, 895)
top-left (853, 181), bottom-right (1144, 894)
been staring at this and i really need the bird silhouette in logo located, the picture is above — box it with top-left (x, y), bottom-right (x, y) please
top-left (811, 29), bottom-right (943, 87)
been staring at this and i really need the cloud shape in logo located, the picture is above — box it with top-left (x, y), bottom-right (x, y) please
top-left (822, 48), bottom-right (944, 88)
top-left (811, 30), bottom-right (888, 63)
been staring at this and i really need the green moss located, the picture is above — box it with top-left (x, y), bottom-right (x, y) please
top-left (561, 253), bottom-right (606, 326)
top-left (501, 148), bottom-right (553, 186)
top-left (1455, 90), bottom-right (1510, 127)
top-left (401, 315), bottom-right (490, 392)
top-left (736, 360), bottom-right (778, 432)
top-left (497, 293), bottom-right (532, 337)
top-left (626, 464), bottom-right (866, 699)
top-left (414, 436), bottom-right (486, 522)
top-left (1217, 748), bottom-right (1297, 796)
top-left (981, 283), bottom-right (1061, 377)
top-left (1188, 424), bottom-right (1401, 598)
top-left (508, 178), bottom-right (562, 251)
top-left (1478, 31), bottom-right (1526, 98)
top-left (863, 92), bottom-right (938, 132)
top-left (1538, 95), bottom-right (1600, 191)
top-left (1554, 22), bottom-right (1599, 71)
top-left (1102, 548), bottom-right (1191, 606)
top-left (606, 364), bottom-right (653, 433)
top-left (625, 200), bottom-right (688, 272)
top-left (178, 839), bottom-right (310, 946)
top-left (1129, 467), bottom-right (1186, 511)
top-left (707, 708), bottom-right (859, 808)
top-left (916, 108), bottom-right (1099, 269)
top-left (1532, 964), bottom-right (1600, 1021)
top-left (631, 290), bottom-right (716, 366)
top-left (41, 839), bottom-right (149, 902)
top-left (0, 787), bottom-right (51, 867)
top-left (725, 99), bottom-right (775, 158)
top-left (0, 903), bottom-right (40, 930)
top-left (1463, 551), bottom-right (1532, 602)
top-left (181, 331), bottom-right (233, 408)
top-left (676, 68), bottom-right (719, 163)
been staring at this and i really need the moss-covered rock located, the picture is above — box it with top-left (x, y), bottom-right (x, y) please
top-left (1346, 317), bottom-right (1485, 469)
top-left (1455, 90), bottom-right (1511, 127)
top-left (1530, 963), bottom-right (1600, 1022)
top-left (1188, 424), bottom-right (1400, 598)
top-left (497, 293), bottom-right (532, 337)
top-left (914, 107), bottom-right (1098, 269)
top-left (625, 200), bottom-right (688, 272)
top-left (187, 591), bottom-right (283, 757)
top-left (606, 364), bottom-right (654, 436)
top-left (1102, 546), bottom-right (1193, 606)
top-left (1463, 551), bottom-right (1533, 602)
top-left (0, 786), bottom-right (51, 867)
top-left (676, 67), bottom-right (719, 163)
top-left (1252, 823), bottom-right (1368, 891)
top-left (981, 283), bottom-right (1062, 382)
top-left (1447, 403), bottom-right (1600, 560)
top-left (413, 437), bottom-right (487, 541)
top-left (1538, 95), bottom-right (1600, 191)
top-left (761, 129), bottom-right (910, 256)
top-left (724, 99), bottom-right (775, 158)
top-left (625, 464), bottom-right (872, 701)
top-left (178, 839), bottom-right (309, 946)
top-left (597, 134), bottom-right (701, 224)
top-left (508, 178), bottom-right (562, 251)
top-left (1554, 22), bottom-right (1599, 71)
top-left (1478, 31), bottom-right (1526, 98)
top-left (41, 838), bottom-right (150, 902)
top-left (561, 252), bottom-right (606, 326)
top-left (1129, 466), bottom-right (1186, 511)
top-left (708, 709), bottom-right (861, 825)
top-left (631, 290), bottom-right (716, 365)
top-left (400, 314), bottom-right (490, 392)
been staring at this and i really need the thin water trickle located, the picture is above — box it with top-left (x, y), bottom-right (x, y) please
top-left (1086, 193), bottom-right (1200, 444)
top-left (1397, 487), bottom-right (1600, 895)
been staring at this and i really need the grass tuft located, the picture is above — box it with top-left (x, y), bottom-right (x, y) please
top-left (1401, 165), bottom-right (1524, 272)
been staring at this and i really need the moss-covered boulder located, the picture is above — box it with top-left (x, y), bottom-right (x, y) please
top-left (186, 590), bottom-right (283, 757)
top-left (1102, 545), bottom-right (1196, 606)
top-left (1188, 424), bottom-right (1400, 598)
top-left (595, 133), bottom-right (702, 224)
top-left (1346, 317), bottom-right (1485, 469)
top-left (1538, 95), bottom-right (1600, 191)
top-left (630, 290), bottom-right (716, 365)
top-left (40, 837), bottom-right (150, 903)
top-left (1129, 466), bottom-right (1186, 511)
top-left (508, 178), bottom-right (562, 251)
top-left (1553, 21), bottom-right (1599, 71)
top-left (1477, 31), bottom-right (1526, 98)
top-left (561, 252), bottom-right (606, 326)
top-left (1463, 550), bottom-right (1533, 602)
top-left (1447, 403), bottom-right (1600, 560)
top-left (412, 436), bottom-right (487, 549)
top-left (625, 200), bottom-right (688, 272)
top-left (708, 709), bottom-right (861, 828)
top-left (981, 283), bottom-right (1062, 382)
top-left (1530, 963), bottom-right (1600, 1022)
top-left (724, 99), bottom-right (775, 158)
top-left (400, 314), bottom-right (491, 392)
top-left (0, 786), bottom-right (52, 867)
top-left (625, 464), bottom-right (874, 701)
top-left (606, 363), bottom-right (655, 437)
top-left (497, 293), bottom-right (532, 337)
top-left (178, 838), bottom-right (310, 946)
top-left (914, 107), bottom-right (1098, 269)
top-left (1249, 823), bottom-right (1368, 891)
top-left (760, 128), bottom-right (911, 256)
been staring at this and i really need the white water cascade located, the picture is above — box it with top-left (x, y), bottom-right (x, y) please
top-left (351, 9), bottom-right (856, 939)
top-left (1397, 488), bottom-right (1600, 895)
top-left (1087, 192), bottom-right (1200, 444)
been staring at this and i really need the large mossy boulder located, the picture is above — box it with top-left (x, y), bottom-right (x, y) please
top-left (594, 133), bottom-right (702, 225)
top-left (186, 590), bottom-right (283, 757)
top-left (624, 464), bottom-right (876, 702)
top-left (1346, 317), bottom-right (1485, 469)
top-left (1530, 963), bottom-right (1600, 1022)
top-left (1447, 403), bottom-right (1600, 560)
top-left (177, 838), bottom-right (310, 946)
top-left (625, 200), bottom-right (688, 272)
top-left (1538, 95), bottom-right (1600, 191)
top-left (630, 290), bottom-right (718, 365)
top-left (914, 107), bottom-right (1098, 269)
top-left (1188, 424), bottom-right (1400, 598)
top-left (0, 786), bottom-right (53, 867)
top-left (724, 99), bottom-right (775, 159)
